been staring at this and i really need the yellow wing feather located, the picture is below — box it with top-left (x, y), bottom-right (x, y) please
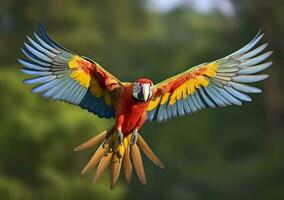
top-left (148, 62), bottom-right (219, 110)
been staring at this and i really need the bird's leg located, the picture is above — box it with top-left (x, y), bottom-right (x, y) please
top-left (114, 114), bottom-right (125, 145)
top-left (117, 127), bottom-right (124, 145)
top-left (131, 128), bottom-right (138, 144)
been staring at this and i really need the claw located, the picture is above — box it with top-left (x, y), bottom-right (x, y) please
top-left (118, 131), bottom-right (123, 144)
top-left (131, 130), bottom-right (138, 144)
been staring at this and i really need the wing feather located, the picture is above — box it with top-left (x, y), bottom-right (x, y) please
top-left (20, 25), bottom-right (123, 119)
top-left (147, 31), bottom-right (272, 122)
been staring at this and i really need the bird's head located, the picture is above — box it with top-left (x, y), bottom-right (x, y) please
top-left (132, 78), bottom-right (153, 102)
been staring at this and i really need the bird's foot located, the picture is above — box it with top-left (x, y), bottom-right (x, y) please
top-left (131, 129), bottom-right (138, 144)
top-left (117, 130), bottom-right (124, 145)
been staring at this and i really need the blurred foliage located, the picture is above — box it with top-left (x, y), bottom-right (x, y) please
top-left (0, 0), bottom-right (283, 200)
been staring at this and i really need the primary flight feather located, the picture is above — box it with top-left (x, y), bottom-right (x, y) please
top-left (19, 26), bottom-right (272, 189)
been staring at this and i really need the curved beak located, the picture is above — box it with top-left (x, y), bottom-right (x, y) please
top-left (142, 84), bottom-right (150, 102)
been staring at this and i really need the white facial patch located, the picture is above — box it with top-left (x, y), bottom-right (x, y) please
top-left (132, 82), bottom-right (153, 101)
top-left (132, 82), bottom-right (141, 100)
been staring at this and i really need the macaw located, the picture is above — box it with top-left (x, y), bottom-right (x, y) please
top-left (19, 26), bottom-right (272, 189)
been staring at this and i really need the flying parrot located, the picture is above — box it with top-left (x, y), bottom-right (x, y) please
top-left (19, 26), bottom-right (272, 189)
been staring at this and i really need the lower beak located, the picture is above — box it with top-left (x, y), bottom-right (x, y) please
top-left (142, 85), bottom-right (150, 102)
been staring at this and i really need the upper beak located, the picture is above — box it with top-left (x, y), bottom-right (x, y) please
top-left (142, 85), bottom-right (150, 102)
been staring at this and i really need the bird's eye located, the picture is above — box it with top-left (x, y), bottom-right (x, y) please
top-left (133, 82), bottom-right (141, 92)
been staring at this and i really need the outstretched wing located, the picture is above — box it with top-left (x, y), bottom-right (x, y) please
top-left (19, 25), bottom-right (123, 119)
top-left (147, 32), bottom-right (272, 122)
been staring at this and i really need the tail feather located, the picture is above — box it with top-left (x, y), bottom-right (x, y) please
top-left (110, 155), bottom-right (123, 189)
top-left (123, 146), bottom-right (133, 183)
top-left (76, 126), bottom-right (164, 188)
top-left (137, 134), bottom-right (165, 168)
top-left (74, 126), bottom-right (114, 152)
top-left (81, 145), bottom-right (109, 175)
top-left (131, 144), bottom-right (147, 185)
top-left (93, 152), bottom-right (112, 183)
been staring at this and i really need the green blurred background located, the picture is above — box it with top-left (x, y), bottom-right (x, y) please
top-left (0, 0), bottom-right (283, 199)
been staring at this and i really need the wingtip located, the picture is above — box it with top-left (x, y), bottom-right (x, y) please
top-left (38, 23), bottom-right (45, 32)
top-left (266, 51), bottom-right (273, 56)
top-left (26, 35), bottom-right (32, 41)
top-left (20, 68), bottom-right (29, 75)
top-left (23, 42), bottom-right (30, 50)
top-left (246, 97), bottom-right (252, 102)
top-left (256, 88), bottom-right (262, 93)
top-left (20, 47), bottom-right (25, 53)
top-left (23, 79), bottom-right (32, 84)
top-left (18, 58), bottom-right (23, 64)
top-left (253, 29), bottom-right (263, 41)
top-left (263, 43), bottom-right (269, 49)
top-left (38, 24), bottom-right (49, 39)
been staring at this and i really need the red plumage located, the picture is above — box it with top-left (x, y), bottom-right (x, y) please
top-left (20, 26), bottom-right (272, 189)
top-left (115, 80), bottom-right (152, 136)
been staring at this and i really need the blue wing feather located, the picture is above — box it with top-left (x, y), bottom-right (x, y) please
top-left (19, 25), bottom-right (116, 119)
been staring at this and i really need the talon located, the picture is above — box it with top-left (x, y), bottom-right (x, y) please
top-left (131, 130), bottom-right (138, 144)
top-left (118, 131), bottom-right (123, 144)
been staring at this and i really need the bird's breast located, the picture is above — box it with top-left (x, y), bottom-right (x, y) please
top-left (121, 102), bottom-right (148, 135)
top-left (116, 85), bottom-right (150, 135)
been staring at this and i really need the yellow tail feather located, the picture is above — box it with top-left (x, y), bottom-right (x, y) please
top-left (75, 126), bottom-right (165, 189)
